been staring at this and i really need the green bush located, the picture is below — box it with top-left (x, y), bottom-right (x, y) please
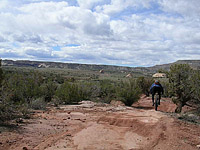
top-left (161, 80), bottom-right (171, 97)
top-left (56, 82), bottom-right (86, 104)
top-left (30, 98), bottom-right (47, 110)
top-left (76, 80), bottom-right (117, 103)
top-left (0, 99), bottom-right (29, 122)
top-left (2, 73), bottom-right (43, 104)
top-left (136, 77), bottom-right (154, 96)
top-left (41, 79), bottom-right (57, 102)
top-left (117, 79), bottom-right (141, 106)
top-left (191, 70), bottom-right (200, 105)
top-left (98, 80), bottom-right (116, 103)
top-left (0, 70), bottom-right (45, 122)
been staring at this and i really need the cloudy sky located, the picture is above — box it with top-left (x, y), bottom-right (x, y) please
top-left (0, 0), bottom-right (200, 67)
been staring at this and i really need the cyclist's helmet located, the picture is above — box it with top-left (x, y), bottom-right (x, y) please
top-left (155, 80), bottom-right (159, 84)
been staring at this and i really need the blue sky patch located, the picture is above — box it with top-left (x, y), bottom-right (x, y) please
top-left (52, 46), bottom-right (61, 51)
top-left (12, 42), bottom-right (20, 48)
top-left (66, 44), bottom-right (80, 47)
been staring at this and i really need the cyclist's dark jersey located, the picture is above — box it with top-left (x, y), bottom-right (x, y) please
top-left (150, 83), bottom-right (163, 95)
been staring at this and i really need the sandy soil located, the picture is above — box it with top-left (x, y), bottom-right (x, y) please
top-left (0, 95), bottom-right (200, 150)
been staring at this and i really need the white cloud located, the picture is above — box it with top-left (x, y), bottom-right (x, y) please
top-left (77, 0), bottom-right (104, 9)
top-left (0, 0), bottom-right (8, 10)
top-left (159, 0), bottom-right (200, 18)
top-left (0, 0), bottom-right (200, 66)
top-left (95, 0), bottom-right (152, 15)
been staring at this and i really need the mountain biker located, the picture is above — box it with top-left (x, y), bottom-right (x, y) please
top-left (150, 80), bottom-right (164, 106)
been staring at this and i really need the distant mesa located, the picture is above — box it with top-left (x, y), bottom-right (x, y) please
top-left (1, 61), bottom-right (12, 66)
top-left (1, 59), bottom-right (200, 74)
top-left (38, 63), bottom-right (49, 68)
top-left (99, 69), bottom-right (104, 73)
top-left (126, 73), bottom-right (132, 78)
top-left (152, 73), bottom-right (166, 78)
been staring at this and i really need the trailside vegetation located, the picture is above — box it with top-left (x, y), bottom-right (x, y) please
top-left (136, 77), bottom-right (154, 96)
top-left (0, 66), bottom-right (142, 122)
top-left (117, 79), bottom-right (141, 106)
top-left (1, 62), bottom-right (199, 122)
top-left (168, 64), bottom-right (200, 113)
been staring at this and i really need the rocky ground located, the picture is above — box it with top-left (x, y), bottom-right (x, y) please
top-left (0, 95), bottom-right (200, 150)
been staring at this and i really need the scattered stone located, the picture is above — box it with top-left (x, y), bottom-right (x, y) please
top-left (66, 134), bottom-right (71, 136)
top-left (16, 118), bottom-right (24, 123)
top-left (78, 101), bottom-right (95, 108)
top-left (110, 100), bottom-right (125, 106)
top-left (23, 147), bottom-right (28, 150)
top-left (197, 145), bottom-right (200, 148)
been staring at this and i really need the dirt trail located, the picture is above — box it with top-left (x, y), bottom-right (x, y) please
top-left (0, 95), bottom-right (200, 150)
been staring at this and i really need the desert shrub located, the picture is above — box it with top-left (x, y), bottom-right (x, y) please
top-left (117, 79), bottom-right (141, 106)
top-left (77, 80), bottom-right (117, 103)
top-left (79, 79), bottom-right (141, 105)
top-left (55, 74), bottom-right (64, 84)
top-left (0, 98), bottom-right (29, 122)
top-left (168, 64), bottom-right (193, 113)
top-left (30, 98), bottom-right (47, 110)
top-left (41, 79), bottom-right (57, 102)
top-left (136, 77), bottom-right (154, 96)
top-left (0, 102), bottom-right (18, 122)
top-left (2, 72), bottom-right (43, 104)
top-left (78, 82), bottom-right (98, 100)
top-left (161, 80), bottom-right (171, 97)
top-left (98, 80), bottom-right (116, 103)
top-left (0, 70), bottom-right (46, 122)
top-left (22, 74), bottom-right (43, 103)
top-left (190, 70), bottom-right (200, 106)
top-left (56, 82), bottom-right (86, 104)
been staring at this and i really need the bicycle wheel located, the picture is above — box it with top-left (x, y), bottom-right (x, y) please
top-left (155, 94), bottom-right (158, 111)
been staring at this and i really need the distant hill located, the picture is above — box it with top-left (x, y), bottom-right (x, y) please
top-left (1, 59), bottom-right (150, 73)
top-left (148, 60), bottom-right (200, 71)
top-left (2, 59), bottom-right (200, 73)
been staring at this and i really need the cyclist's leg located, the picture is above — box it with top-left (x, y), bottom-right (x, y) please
top-left (152, 93), bottom-right (155, 106)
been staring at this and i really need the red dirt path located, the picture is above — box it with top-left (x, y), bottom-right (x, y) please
top-left (0, 95), bottom-right (199, 150)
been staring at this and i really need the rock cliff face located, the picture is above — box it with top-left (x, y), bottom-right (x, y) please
top-left (2, 59), bottom-right (200, 73)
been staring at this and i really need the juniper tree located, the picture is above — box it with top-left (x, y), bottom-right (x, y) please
top-left (169, 64), bottom-right (193, 113)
